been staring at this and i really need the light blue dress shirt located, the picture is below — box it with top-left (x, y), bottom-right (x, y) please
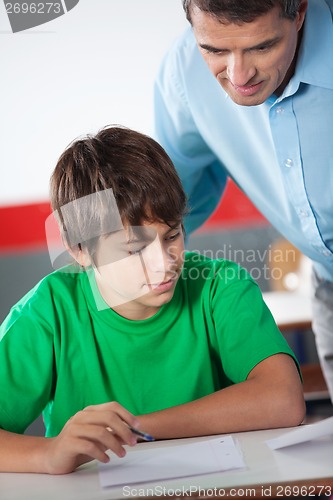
top-left (154, 0), bottom-right (333, 282)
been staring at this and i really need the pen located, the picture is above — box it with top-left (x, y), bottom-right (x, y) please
top-left (128, 425), bottom-right (155, 442)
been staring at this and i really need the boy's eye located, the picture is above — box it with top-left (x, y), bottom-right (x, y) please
top-left (167, 232), bottom-right (180, 241)
top-left (128, 245), bottom-right (146, 256)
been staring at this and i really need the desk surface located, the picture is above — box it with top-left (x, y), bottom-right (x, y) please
top-left (263, 291), bottom-right (312, 331)
top-left (2, 426), bottom-right (332, 500)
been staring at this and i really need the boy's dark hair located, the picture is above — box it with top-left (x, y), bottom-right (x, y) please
top-left (183, 0), bottom-right (302, 23)
top-left (50, 126), bottom-right (187, 252)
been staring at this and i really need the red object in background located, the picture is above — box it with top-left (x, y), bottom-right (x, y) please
top-left (0, 202), bottom-right (52, 253)
top-left (199, 178), bottom-right (267, 232)
top-left (0, 180), bottom-right (267, 253)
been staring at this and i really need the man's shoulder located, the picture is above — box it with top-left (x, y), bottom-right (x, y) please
top-left (299, 0), bottom-right (333, 87)
top-left (323, 0), bottom-right (333, 15)
top-left (160, 27), bottom-right (202, 74)
top-left (309, 0), bottom-right (333, 21)
top-left (168, 26), bottom-right (197, 55)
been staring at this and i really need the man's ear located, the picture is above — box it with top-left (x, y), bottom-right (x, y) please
top-left (296, 0), bottom-right (308, 31)
top-left (66, 243), bottom-right (92, 267)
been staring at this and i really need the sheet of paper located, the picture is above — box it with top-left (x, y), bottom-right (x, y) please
top-left (266, 416), bottom-right (333, 450)
top-left (98, 435), bottom-right (245, 488)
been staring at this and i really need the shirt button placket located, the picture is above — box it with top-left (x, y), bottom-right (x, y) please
top-left (284, 158), bottom-right (294, 168)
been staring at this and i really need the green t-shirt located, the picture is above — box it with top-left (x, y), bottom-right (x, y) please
top-left (0, 252), bottom-right (297, 437)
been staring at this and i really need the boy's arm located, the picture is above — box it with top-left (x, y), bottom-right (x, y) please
top-left (137, 353), bottom-right (306, 439)
top-left (0, 354), bottom-right (304, 474)
top-left (0, 402), bottom-right (140, 474)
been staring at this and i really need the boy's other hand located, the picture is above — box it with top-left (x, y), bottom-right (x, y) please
top-left (42, 402), bottom-right (139, 474)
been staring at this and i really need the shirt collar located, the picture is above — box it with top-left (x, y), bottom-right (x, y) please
top-left (294, 0), bottom-right (333, 89)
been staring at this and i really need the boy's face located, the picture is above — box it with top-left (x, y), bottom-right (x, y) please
top-left (91, 220), bottom-right (185, 320)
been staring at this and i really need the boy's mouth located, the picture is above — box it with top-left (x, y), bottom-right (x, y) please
top-left (150, 279), bottom-right (175, 293)
top-left (146, 273), bottom-right (178, 291)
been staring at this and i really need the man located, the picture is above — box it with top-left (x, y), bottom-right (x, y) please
top-left (154, 0), bottom-right (333, 401)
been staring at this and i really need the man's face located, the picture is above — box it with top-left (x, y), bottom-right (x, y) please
top-left (92, 221), bottom-right (185, 320)
top-left (191, 3), bottom-right (307, 106)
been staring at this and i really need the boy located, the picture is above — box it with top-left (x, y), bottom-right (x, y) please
top-left (0, 126), bottom-right (305, 475)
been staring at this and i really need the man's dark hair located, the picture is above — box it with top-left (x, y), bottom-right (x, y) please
top-left (182, 0), bottom-right (302, 23)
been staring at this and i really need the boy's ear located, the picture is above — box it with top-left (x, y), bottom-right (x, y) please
top-left (66, 243), bottom-right (92, 267)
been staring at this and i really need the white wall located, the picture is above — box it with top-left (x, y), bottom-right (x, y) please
top-left (0, 0), bottom-right (187, 206)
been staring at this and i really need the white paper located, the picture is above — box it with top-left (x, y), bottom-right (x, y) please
top-left (266, 416), bottom-right (333, 450)
top-left (98, 435), bottom-right (245, 488)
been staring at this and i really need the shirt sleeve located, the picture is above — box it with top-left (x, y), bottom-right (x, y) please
top-left (153, 37), bottom-right (228, 234)
top-left (0, 299), bottom-right (55, 434)
top-left (209, 263), bottom-right (300, 383)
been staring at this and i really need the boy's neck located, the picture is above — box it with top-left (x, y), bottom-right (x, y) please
top-left (111, 302), bottom-right (161, 321)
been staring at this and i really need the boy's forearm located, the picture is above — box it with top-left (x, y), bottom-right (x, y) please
top-left (0, 429), bottom-right (51, 473)
top-left (137, 368), bottom-right (305, 439)
top-left (138, 386), bottom-right (303, 440)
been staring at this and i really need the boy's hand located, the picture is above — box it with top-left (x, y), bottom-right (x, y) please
top-left (42, 402), bottom-right (139, 474)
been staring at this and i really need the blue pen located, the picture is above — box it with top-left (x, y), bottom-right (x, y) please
top-left (129, 425), bottom-right (155, 442)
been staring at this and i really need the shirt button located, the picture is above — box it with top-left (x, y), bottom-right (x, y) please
top-left (322, 249), bottom-right (331, 257)
top-left (276, 106), bottom-right (284, 114)
top-left (299, 209), bottom-right (309, 218)
top-left (284, 158), bottom-right (294, 168)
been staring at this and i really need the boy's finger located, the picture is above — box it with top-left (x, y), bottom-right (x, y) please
top-left (73, 424), bottom-right (129, 458)
top-left (85, 402), bottom-right (140, 428)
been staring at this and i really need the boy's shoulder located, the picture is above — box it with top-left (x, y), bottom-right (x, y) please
top-left (0, 265), bottom-right (85, 339)
top-left (3, 265), bottom-right (85, 324)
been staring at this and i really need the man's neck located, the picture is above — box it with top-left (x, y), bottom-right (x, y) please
top-left (275, 25), bottom-right (304, 97)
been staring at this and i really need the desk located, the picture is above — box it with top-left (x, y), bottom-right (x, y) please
top-left (1, 426), bottom-right (332, 500)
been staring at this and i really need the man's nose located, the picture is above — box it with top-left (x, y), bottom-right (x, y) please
top-left (226, 54), bottom-right (256, 87)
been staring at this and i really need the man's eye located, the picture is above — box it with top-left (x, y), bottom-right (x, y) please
top-left (254, 42), bottom-right (275, 52)
top-left (204, 49), bottom-right (224, 56)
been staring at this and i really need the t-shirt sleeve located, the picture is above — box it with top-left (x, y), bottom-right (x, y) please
top-left (209, 263), bottom-right (300, 383)
top-left (0, 299), bottom-right (54, 434)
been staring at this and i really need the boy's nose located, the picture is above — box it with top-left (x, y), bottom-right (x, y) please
top-left (144, 239), bottom-right (176, 275)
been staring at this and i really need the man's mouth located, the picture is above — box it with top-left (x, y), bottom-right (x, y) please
top-left (231, 81), bottom-right (264, 96)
